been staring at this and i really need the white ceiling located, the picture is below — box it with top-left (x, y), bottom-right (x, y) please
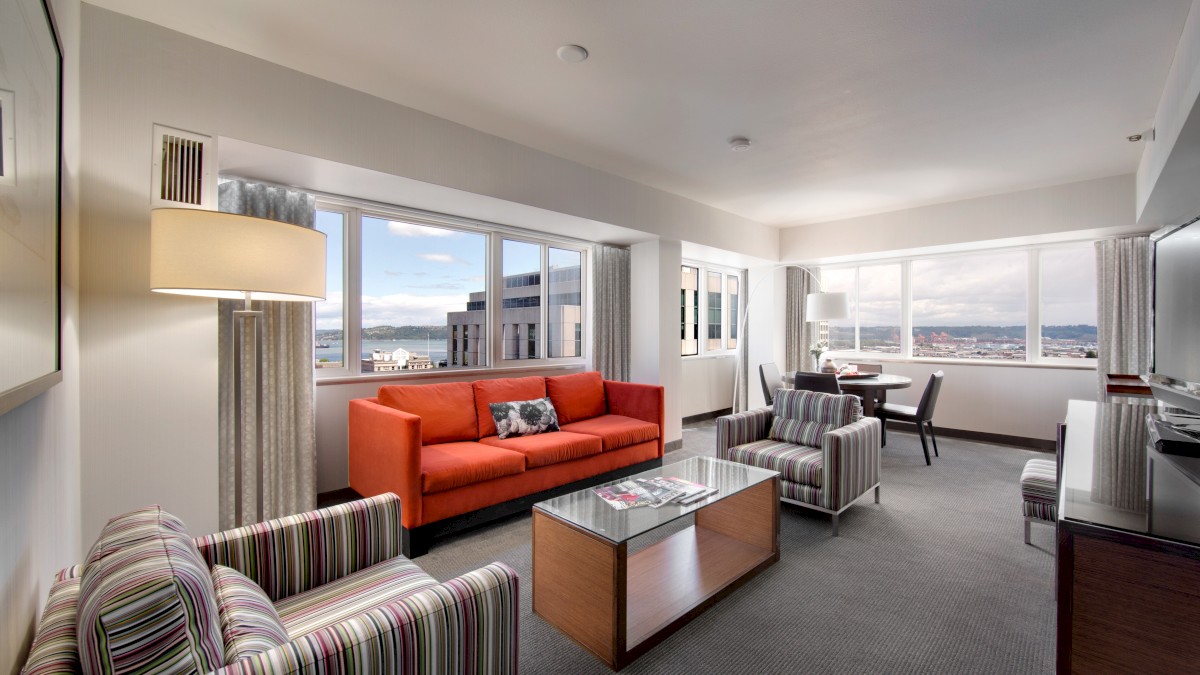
top-left (89, 0), bottom-right (1191, 227)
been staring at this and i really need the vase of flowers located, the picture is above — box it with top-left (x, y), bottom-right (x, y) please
top-left (809, 340), bottom-right (829, 371)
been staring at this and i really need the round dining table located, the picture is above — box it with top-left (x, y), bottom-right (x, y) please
top-left (834, 373), bottom-right (912, 417)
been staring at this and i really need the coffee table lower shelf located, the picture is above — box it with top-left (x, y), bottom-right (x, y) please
top-left (533, 478), bottom-right (780, 670)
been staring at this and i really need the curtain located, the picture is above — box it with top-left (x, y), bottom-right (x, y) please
top-left (218, 179), bottom-right (318, 528)
top-left (733, 270), bottom-right (750, 413)
top-left (1095, 236), bottom-right (1151, 399)
top-left (592, 244), bottom-right (631, 381)
top-left (784, 266), bottom-right (818, 373)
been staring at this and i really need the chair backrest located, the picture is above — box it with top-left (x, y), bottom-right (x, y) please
top-left (915, 371), bottom-right (945, 421)
top-left (855, 363), bottom-right (883, 374)
top-left (795, 371), bottom-right (841, 394)
top-left (759, 363), bottom-right (783, 405)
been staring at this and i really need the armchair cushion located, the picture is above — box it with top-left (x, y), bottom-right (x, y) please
top-left (79, 505), bottom-right (225, 675)
top-left (770, 390), bottom-right (863, 446)
top-left (211, 565), bottom-right (289, 662)
top-left (275, 556), bottom-right (438, 639)
top-left (727, 439), bottom-right (824, 487)
top-left (379, 382), bottom-right (479, 445)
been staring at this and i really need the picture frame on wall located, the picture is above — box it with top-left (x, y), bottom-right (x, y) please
top-left (0, 0), bottom-right (63, 417)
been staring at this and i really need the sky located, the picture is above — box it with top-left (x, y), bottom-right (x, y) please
top-left (821, 246), bottom-right (1097, 328)
top-left (314, 212), bottom-right (573, 330)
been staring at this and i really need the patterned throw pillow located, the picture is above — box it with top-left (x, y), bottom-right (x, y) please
top-left (211, 565), bottom-right (290, 663)
top-left (489, 397), bottom-right (560, 439)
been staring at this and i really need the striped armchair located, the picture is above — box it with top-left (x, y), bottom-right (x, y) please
top-left (717, 389), bottom-right (881, 535)
top-left (22, 494), bottom-right (518, 675)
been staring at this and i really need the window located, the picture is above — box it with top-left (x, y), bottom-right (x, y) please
top-left (1039, 245), bottom-right (1098, 359)
top-left (820, 245), bottom-right (1096, 364)
top-left (681, 266), bottom-right (699, 356)
top-left (315, 198), bottom-right (588, 376)
top-left (681, 264), bottom-right (744, 356)
top-left (314, 209), bottom-right (345, 369)
top-left (912, 251), bottom-right (1026, 360)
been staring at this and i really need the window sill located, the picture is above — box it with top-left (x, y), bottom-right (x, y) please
top-left (827, 353), bottom-right (1097, 371)
top-left (682, 353), bottom-right (737, 361)
top-left (316, 361), bottom-right (587, 386)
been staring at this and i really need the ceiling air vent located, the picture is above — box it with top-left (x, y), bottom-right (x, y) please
top-left (151, 124), bottom-right (214, 208)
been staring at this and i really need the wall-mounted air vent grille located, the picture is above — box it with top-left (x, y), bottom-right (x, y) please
top-left (151, 124), bottom-right (214, 208)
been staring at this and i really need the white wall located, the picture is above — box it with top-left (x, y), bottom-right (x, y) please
top-left (2, 0), bottom-right (82, 669)
top-left (681, 357), bottom-right (737, 418)
top-left (781, 175), bottom-right (1143, 263)
top-left (631, 240), bottom-right (684, 446)
top-left (779, 175), bottom-right (1147, 442)
top-left (77, 6), bottom-right (776, 533)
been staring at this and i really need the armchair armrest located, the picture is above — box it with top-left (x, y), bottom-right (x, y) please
top-left (349, 397), bottom-right (423, 529)
top-left (214, 562), bottom-right (519, 675)
top-left (715, 407), bottom-right (774, 460)
top-left (194, 494), bottom-right (404, 602)
top-left (821, 417), bottom-right (882, 511)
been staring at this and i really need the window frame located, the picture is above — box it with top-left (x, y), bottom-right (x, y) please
top-left (818, 243), bottom-right (1097, 367)
top-left (682, 261), bottom-right (745, 358)
top-left (313, 196), bottom-right (590, 380)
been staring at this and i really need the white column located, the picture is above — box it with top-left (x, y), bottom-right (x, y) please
top-left (630, 239), bottom-right (683, 448)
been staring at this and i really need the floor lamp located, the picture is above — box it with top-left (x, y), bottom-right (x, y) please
top-left (149, 207), bottom-right (326, 525)
top-left (733, 264), bottom-right (849, 409)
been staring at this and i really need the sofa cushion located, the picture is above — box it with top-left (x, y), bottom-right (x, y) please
top-left (479, 431), bottom-right (604, 469)
top-left (560, 414), bottom-right (660, 451)
top-left (274, 556), bottom-right (439, 639)
top-left (728, 439), bottom-right (824, 487)
top-left (211, 565), bottom-right (289, 663)
top-left (422, 441), bottom-right (526, 494)
top-left (78, 505), bottom-right (225, 675)
top-left (379, 381), bottom-right (478, 445)
top-left (546, 371), bottom-right (607, 424)
top-left (489, 397), bottom-right (561, 439)
top-left (22, 574), bottom-right (82, 675)
top-left (474, 376), bottom-right (547, 438)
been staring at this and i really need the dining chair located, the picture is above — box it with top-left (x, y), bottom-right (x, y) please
top-left (759, 363), bottom-right (784, 405)
top-left (877, 370), bottom-right (944, 465)
top-left (794, 371), bottom-right (842, 395)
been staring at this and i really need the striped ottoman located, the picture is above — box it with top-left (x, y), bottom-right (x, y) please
top-left (1021, 458), bottom-right (1058, 544)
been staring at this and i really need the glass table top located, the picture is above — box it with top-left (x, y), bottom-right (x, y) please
top-left (533, 456), bottom-right (779, 544)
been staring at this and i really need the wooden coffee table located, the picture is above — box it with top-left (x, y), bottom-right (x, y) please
top-left (532, 457), bottom-right (779, 670)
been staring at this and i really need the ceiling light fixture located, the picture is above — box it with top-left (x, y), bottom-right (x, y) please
top-left (557, 44), bottom-right (589, 63)
top-left (729, 137), bottom-right (753, 152)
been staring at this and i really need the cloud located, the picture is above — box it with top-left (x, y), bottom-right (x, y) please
top-left (387, 221), bottom-right (457, 238)
top-left (361, 292), bottom-right (472, 326)
top-left (419, 253), bottom-right (468, 265)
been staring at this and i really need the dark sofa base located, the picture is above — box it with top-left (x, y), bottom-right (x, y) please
top-left (403, 456), bottom-right (663, 557)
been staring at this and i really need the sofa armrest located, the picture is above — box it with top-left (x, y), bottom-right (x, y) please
top-left (715, 408), bottom-right (774, 460)
top-left (194, 494), bottom-right (404, 603)
top-left (604, 380), bottom-right (664, 427)
top-left (821, 417), bottom-right (882, 511)
top-left (349, 397), bottom-right (423, 529)
top-left (214, 562), bottom-right (519, 675)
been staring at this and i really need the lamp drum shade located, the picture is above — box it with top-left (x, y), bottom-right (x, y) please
top-left (150, 208), bottom-right (326, 301)
top-left (805, 291), bottom-right (849, 321)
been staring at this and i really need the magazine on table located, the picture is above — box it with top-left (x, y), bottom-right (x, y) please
top-left (594, 476), bottom-right (718, 510)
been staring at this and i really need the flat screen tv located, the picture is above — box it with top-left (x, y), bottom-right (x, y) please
top-left (1150, 219), bottom-right (1200, 413)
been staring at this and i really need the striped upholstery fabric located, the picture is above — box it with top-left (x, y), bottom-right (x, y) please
top-left (773, 390), bottom-right (862, 426)
top-left (211, 565), bottom-right (289, 662)
top-left (21, 575), bottom-right (82, 675)
top-left (715, 408), bottom-right (774, 460)
top-left (1022, 458), bottom-right (1058, 522)
top-left (78, 505), bottom-right (225, 674)
top-left (195, 493), bottom-right (403, 603)
top-left (727, 439), bottom-right (824, 487)
top-left (781, 480), bottom-right (823, 506)
top-left (822, 417), bottom-right (882, 510)
top-left (276, 556), bottom-right (439, 639)
top-left (213, 563), bottom-right (520, 675)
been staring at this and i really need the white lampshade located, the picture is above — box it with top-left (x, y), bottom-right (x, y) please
top-left (805, 291), bottom-right (849, 321)
top-left (150, 208), bottom-right (326, 301)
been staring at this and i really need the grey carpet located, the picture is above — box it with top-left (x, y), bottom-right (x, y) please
top-left (416, 421), bottom-right (1056, 674)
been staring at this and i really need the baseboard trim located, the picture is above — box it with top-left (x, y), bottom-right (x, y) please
top-left (887, 421), bottom-right (1054, 451)
top-left (664, 438), bottom-right (684, 452)
top-left (682, 408), bottom-right (733, 425)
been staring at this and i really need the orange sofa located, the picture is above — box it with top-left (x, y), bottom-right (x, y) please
top-left (349, 371), bottom-right (664, 556)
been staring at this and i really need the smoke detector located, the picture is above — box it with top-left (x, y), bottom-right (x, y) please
top-left (557, 45), bottom-right (589, 63)
top-left (729, 137), bottom-right (753, 152)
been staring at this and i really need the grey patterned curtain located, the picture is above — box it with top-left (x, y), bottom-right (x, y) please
top-left (785, 267), bottom-right (818, 373)
top-left (218, 179), bottom-right (318, 528)
top-left (592, 245), bottom-right (631, 381)
top-left (1095, 236), bottom-right (1151, 400)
